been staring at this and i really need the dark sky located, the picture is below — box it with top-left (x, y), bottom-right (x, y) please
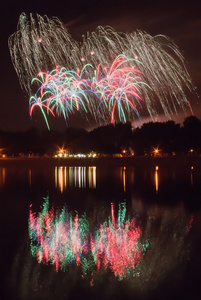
top-left (0, 0), bottom-right (201, 132)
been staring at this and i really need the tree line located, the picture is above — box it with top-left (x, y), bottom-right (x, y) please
top-left (1, 116), bottom-right (201, 156)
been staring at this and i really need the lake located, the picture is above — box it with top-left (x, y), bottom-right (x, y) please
top-left (1, 157), bottom-right (201, 300)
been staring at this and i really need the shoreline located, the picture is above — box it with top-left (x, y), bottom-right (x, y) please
top-left (0, 156), bottom-right (200, 168)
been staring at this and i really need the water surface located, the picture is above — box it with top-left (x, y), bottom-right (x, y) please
top-left (1, 157), bottom-right (201, 300)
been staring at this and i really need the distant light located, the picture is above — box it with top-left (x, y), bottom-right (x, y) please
top-left (153, 147), bottom-right (161, 156)
top-left (191, 166), bottom-right (194, 170)
top-left (38, 37), bottom-right (42, 43)
top-left (155, 166), bottom-right (159, 171)
top-left (90, 50), bottom-right (95, 55)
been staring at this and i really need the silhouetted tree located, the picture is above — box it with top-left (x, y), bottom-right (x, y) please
top-left (181, 116), bottom-right (201, 151)
top-left (114, 122), bottom-right (132, 151)
top-left (132, 120), bottom-right (181, 155)
top-left (0, 116), bottom-right (201, 156)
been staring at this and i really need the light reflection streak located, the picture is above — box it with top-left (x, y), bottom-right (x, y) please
top-left (83, 167), bottom-right (86, 188)
top-left (131, 169), bottom-right (134, 184)
top-left (55, 166), bottom-right (57, 189)
top-left (69, 167), bottom-right (73, 186)
top-left (155, 166), bottom-right (159, 193)
top-left (64, 166), bottom-right (67, 189)
top-left (88, 166), bottom-right (96, 188)
top-left (74, 167), bottom-right (77, 187)
top-left (92, 166), bottom-right (96, 188)
top-left (190, 166), bottom-right (194, 187)
top-left (55, 166), bottom-right (96, 191)
top-left (122, 166), bottom-right (126, 192)
top-left (78, 166), bottom-right (81, 188)
top-left (56, 164), bottom-right (201, 194)
top-left (0, 168), bottom-right (5, 188)
top-left (59, 166), bottom-right (64, 193)
top-left (0, 168), bottom-right (6, 188)
top-left (28, 169), bottom-right (32, 186)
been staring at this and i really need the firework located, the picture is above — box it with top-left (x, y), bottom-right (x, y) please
top-left (9, 13), bottom-right (195, 125)
top-left (29, 55), bottom-right (148, 126)
top-left (92, 54), bottom-right (149, 123)
top-left (29, 65), bottom-right (93, 128)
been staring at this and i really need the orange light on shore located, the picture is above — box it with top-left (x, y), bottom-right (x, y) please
top-left (56, 146), bottom-right (69, 158)
top-left (58, 147), bottom-right (64, 154)
top-left (153, 147), bottom-right (161, 157)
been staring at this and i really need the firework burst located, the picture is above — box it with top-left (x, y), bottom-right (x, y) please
top-left (29, 55), bottom-right (149, 126)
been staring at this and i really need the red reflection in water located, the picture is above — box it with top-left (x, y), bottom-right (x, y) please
top-left (29, 198), bottom-right (144, 279)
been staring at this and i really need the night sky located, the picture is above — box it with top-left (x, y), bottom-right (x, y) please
top-left (1, 0), bottom-right (201, 132)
